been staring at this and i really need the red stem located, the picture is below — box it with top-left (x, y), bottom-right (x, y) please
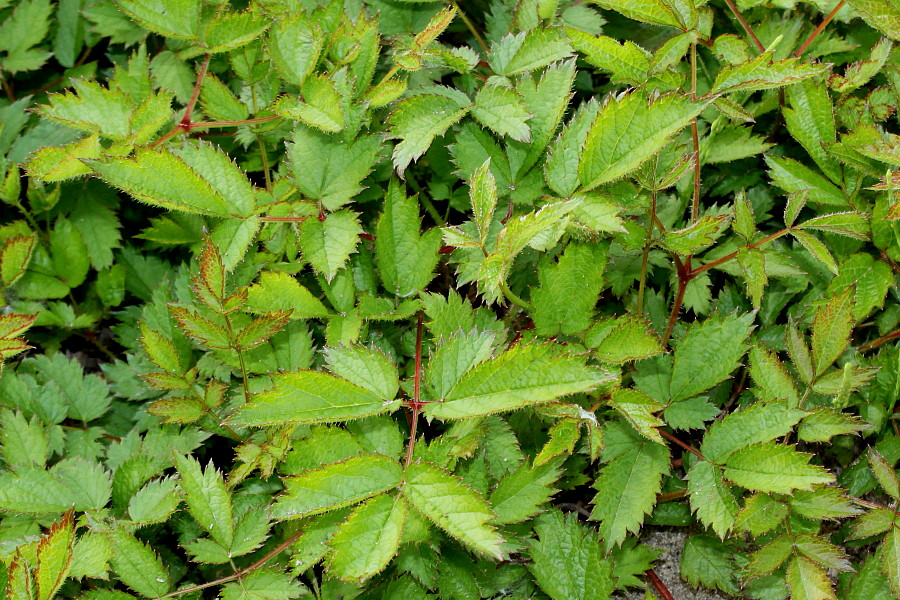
top-left (646, 568), bottom-right (677, 600)
top-left (689, 228), bottom-right (790, 278)
top-left (182, 54), bottom-right (210, 125)
top-left (259, 216), bottom-right (309, 222)
top-left (659, 429), bottom-right (706, 461)
top-left (404, 312), bottom-right (425, 469)
top-left (722, 0), bottom-right (766, 53)
top-left (794, 0), bottom-right (846, 57)
top-left (189, 115), bottom-right (279, 128)
top-left (661, 257), bottom-right (689, 347)
top-left (859, 328), bottom-right (900, 353)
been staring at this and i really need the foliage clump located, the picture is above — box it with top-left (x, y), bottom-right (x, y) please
top-left (1, 0), bottom-right (900, 598)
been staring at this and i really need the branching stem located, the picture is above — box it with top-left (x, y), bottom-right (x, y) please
top-left (794, 0), bottom-right (846, 57)
top-left (723, 0), bottom-right (766, 52)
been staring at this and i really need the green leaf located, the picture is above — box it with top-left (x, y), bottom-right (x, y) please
top-left (784, 79), bottom-right (840, 183)
top-left (267, 15), bottom-right (323, 86)
top-left (749, 345), bottom-right (800, 405)
top-left (0, 235), bottom-right (36, 288)
top-left (199, 10), bottom-right (268, 54)
top-left (734, 493), bottom-right (788, 536)
top-left (680, 534), bottom-right (740, 595)
top-left (544, 99), bottom-right (600, 197)
top-left (797, 211), bottom-right (870, 240)
top-left (89, 145), bottom-right (255, 217)
top-left (811, 289), bottom-right (855, 377)
top-left (488, 27), bottom-right (573, 76)
top-left (790, 486), bottom-right (861, 521)
top-left (245, 271), bottom-right (329, 319)
top-left (0, 409), bottom-right (49, 467)
top-left (532, 243), bottom-right (607, 336)
top-left (566, 29), bottom-right (650, 85)
top-left (586, 316), bottom-right (663, 364)
top-left (26, 135), bottom-right (102, 182)
top-left (593, 0), bottom-right (681, 28)
top-left (669, 312), bottom-right (754, 403)
top-left (199, 74), bottom-right (248, 122)
top-left (609, 388), bottom-right (665, 444)
top-left (388, 88), bottom-right (471, 176)
top-left (424, 342), bottom-right (613, 420)
top-left (275, 74), bottom-right (345, 133)
top-left (711, 52), bottom-right (828, 94)
top-left (425, 330), bottom-right (497, 400)
top-left (69, 532), bottom-right (112, 581)
top-left (109, 528), bottom-right (170, 598)
top-left (0, 0), bottom-right (53, 73)
top-left (231, 369), bottom-right (397, 426)
top-left (687, 461), bottom-right (739, 538)
top-left (113, 0), bottom-right (199, 38)
top-left (663, 214), bottom-right (730, 255)
top-left (590, 432), bottom-right (669, 550)
top-left (328, 494), bottom-right (407, 582)
top-left (173, 454), bottom-right (233, 548)
top-left (287, 126), bottom-right (382, 212)
top-left (70, 196), bottom-right (122, 270)
top-left (765, 155), bottom-right (848, 206)
top-left (401, 461), bottom-right (504, 559)
top-left (794, 534), bottom-right (852, 572)
top-left (375, 181), bottom-right (442, 297)
top-left (701, 401), bottom-right (807, 463)
top-left (299, 209), bottom-right (361, 282)
top-left (528, 510), bottom-right (615, 600)
top-left (517, 59), bottom-right (576, 175)
top-left (798, 408), bottom-right (869, 443)
top-left (128, 477), bottom-right (181, 524)
top-left (579, 90), bottom-right (710, 191)
top-left (489, 459), bottom-right (562, 525)
top-left (169, 305), bottom-right (230, 350)
top-left (272, 455), bottom-right (402, 520)
top-left (844, 0), bottom-right (900, 42)
top-left (471, 82), bottom-right (532, 143)
top-left (534, 419), bottom-right (581, 465)
top-left (787, 556), bottom-right (835, 600)
top-left (868, 448), bottom-right (900, 501)
top-left (50, 217), bottom-right (89, 288)
top-left (702, 126), bottom-right (774, 164)
top-left (724, 442), bottom-right (834, 494)
top-left (220, 569), bottom-right (306, 600)
top-left (324, 344), bottom-right (399, 401)
top-left (36, 511), bottom-right (75, 600)
top-left (883, 526), bottom-right (900, 597)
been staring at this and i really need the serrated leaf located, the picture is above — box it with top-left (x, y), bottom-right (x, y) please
top-left (784, 79), bottom-right (840, 183)
top-left (401, 461), bottom-right (504, 559)
top-left (883, 525), bottom-right (900, 597)
top-left (681, 534), bottom-right (740, 595)
top-left (711, 52), bottom-right (828, 94)
top-left (545, 99), bottom-right (600, 197)
top-left (701, 401), bottom-right (806, 463)
top-left (236, 311), bottom-right (292, 351)
top-left (845, 0), bottom-right (900, 41)
top-left (328, 494), bottom-right (407, 582)
top-left (798, 211), bottom-right (870, 240)
top-left (723, 442), bottom-right (834, 494)
top-left (734, 493), bottom-right (788, 536)
top-left (375, 181), bottom-right (442, 297)
top-left (275, 75), bottom-right (344, 133)
top-left (424, 342), bottom-right (613, 420)
top-left (245, 271), bottom-right (329, 319)
top-left (765, 155), bottom-right (848, 206)
top-left (528, 510), bottom-right (615, 600)
top-left (0, 409), bottom-right (48, 467)
top-left (299, 209), bottom-right (361, 282)
top-left (790, 486), bottom-right (861, 520)
top-left (109, 528), bottom-right (170, 598)
top-left (287, 126), bottom-right (381, 212)
top-left (388, 88), bottom-right (471, 176)
top-left (787, 555), bottom-right (836, 600)
top-left (200, 10), bottom-right (268, 54)
top-left (128, 477), bottom-right (180, 524)
top-left (687, 461), bottom-right (739, 538)
top-left (231, 370), bottom-right (395, 426)
top-left (272, 455), bottom-right (402, 520)
top-left (798, 409), bottom-right (868, 442)
top-left (590, 433), bottom-right (669, 550)
top-left (472, 82), bottom-right (532, 143)
top-left (794, 534), bottom-right (852, 572)
top-left (89, 145), bottom-right (255, 217)
top-left (36, 510), bottom-right (75, 600)
top-left (220, 568), bottom-right (306, 600)
top-left (324, 344), bottom-right (399, 401)
top-left (490, 459), bottom-right (562, 525)
top-left (811, 288), bottom-right (855, 377)
top-left (69, 532), bottom-right (112, 581)
top-left (425, 330), bottom-right (497, 400)
top-left (586, 316), bottom-right (663, 364)
top-left (566, 29), bottom-right (650, 84)
top-left (0, 235), bottom-right (36, 288)
top-left (113, 0), bottom-right (198, 38)
top-left (663, 214), bottom-right (730, 255)
top-left (749, 345), bottom-right (800, 405)
top-left (267, 15), bottom-right (322, 86)
top-left (669, 312), bottom-right (754, 403)
top-left (532, 243), bottom-right (606, 337)
top-left (609, 388), bottom-right (664, 444)
top-left (579, 91), bottom-right (709, 190)
top-left (489, 28), bottom-right (573, 76)
top-left (169, 305), bottom-right (231, 350)
top-left (174, 454), bottom-right (233, 548)
top-left (594, 0), bottom-right (681, 28)
top-left (868, 448), bottom-right (900, 501)
top-left (534, 419), bottom-right (581, 465)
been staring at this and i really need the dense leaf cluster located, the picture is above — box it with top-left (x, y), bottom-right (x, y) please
top-left (1, 0), bottom-right (900, 598)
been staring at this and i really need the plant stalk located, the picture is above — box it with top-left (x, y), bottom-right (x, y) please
top-left (404, 312), bottom-right (425, 469)
top-left (794, 0), bottom-right (846, 57)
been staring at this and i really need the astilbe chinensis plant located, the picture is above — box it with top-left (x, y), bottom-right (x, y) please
top-left (1, 0), bottom-right (900, 598)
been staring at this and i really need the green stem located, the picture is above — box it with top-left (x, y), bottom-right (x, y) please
top-left (223, 314), bottom-right (252, 404)
top-left (501, 281), bottom-right (531, 312)
top-left (637, 189), bottom-right (659, 315)
top-left (404, 312), bottom-right (425, 470)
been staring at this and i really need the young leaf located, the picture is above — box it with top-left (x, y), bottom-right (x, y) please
top-left (734, 493), bottom-right (788, 536)
top-left (579, 90), bottom-right (710, 191)
top-left (723, 442), bottom-right (834, 494)
top-left (590, 432), bottom-right (669, 550)
top-left (267, 15), bottom-right (323, 86)
top-left (687, 461), bottom-right (739, 538)
top-left (609, 388), bottom-right (665, 444)
top-left (528, 510), bottom-right (615, 600)
top-left (128, 477), bottom-right (181, 524)
top-left (245, 271), bottom-right (329, 319)
top-left (299, 209), bottom-right (361, 282)
top-left (275, 74), bottom-right (345, 133)
top-left (544, 99), bottom-right (600, 197)
top-left (749, 345), bottom-right (800, 405)
top-left (388, 88), bottom-right (472, 176)
top-left (375, 181), bottom-right (442, 297)
top-left (231, 370), bottom-right (396, 426)
top-left (173, 454), bottom-right (233, 548)
top-left (811, 289), bottom-right (855, 378)
top-left (489, 459), bottom-right (562, 525)
top-left (868, 448), bottom-right (900, 501)
top-left (109, 528), bottom-right (170, 598)
top-left (113, 0), bottom-right (199, 38)
top-left (272, 455), bottom-right (402, 520)
top-left (471, 81), bottom-right (532, 143)
top-left (424, 342), bottom-right (613, 420)
top-left (884, 526), bottom-right (900, 597)
top-left (169, 305), bottom-right (231, 350)
top-left (488, 28), bottom-right (573, 76)
top-left (710, 52), bottom-right (828, 94)
top-left (36, 511), bottom-right (75, 600)
top-left (585, 316), bottom-right (663, 364)
top-left (328, 494), bottom-right (407, 582)
top-left (784, 79), bottom-right (840, 183)
top-left (531, 243), bottom-right (607, 337)
top-left (401, 461), bottom-right (505, 559)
